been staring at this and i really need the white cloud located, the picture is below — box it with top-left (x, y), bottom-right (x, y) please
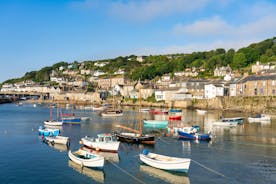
top-left (109, 0), bottom-right (210, 21)
top-left (173, 16), bottom-right (231, 36)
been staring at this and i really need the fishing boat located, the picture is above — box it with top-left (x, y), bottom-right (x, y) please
top-left (168, 115), bottom-right (182, 121)
top-left (143, 120), bottom-right (168, 129)
top-left (80, 133), bottom-right (120, 153)
top-left (139, 149), bottom-right (191, 173)
top-left (68, 149), bottom-right (104, 169)
top-left (178, 130), bottom-right (211, 141)
top-left (45, 135), bottom-right (69, 145)
top-left (44, 104), bottom-right (63, 126)
top-left (38, 126), bottom-right (60, 137)
top-left (114, 88), bottom-right (155, 145)
top-left (248, 114), bottom-right (271, 123)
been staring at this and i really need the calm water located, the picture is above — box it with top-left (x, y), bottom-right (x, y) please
top-left (0, 103), bottom-right (275, 184)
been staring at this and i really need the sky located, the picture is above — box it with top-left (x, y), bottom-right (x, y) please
top-left (0, 0), bottom-right (276, 83)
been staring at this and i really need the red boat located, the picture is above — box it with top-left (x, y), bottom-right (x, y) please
top-left (150, 109), bottom-right (169, 115)
top-left (169, 115), bottom-right (182, 120)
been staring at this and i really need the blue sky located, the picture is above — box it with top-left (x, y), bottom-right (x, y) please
top-left (0, 0), bottom-right (276, 82)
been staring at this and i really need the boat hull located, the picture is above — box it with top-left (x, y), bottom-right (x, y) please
top-left (81, 136), bottom-right (120, 153)
top-left (38, 127), bottom-right (60, 137)
top-left (45, 136), bottom-right (69, 145)
top-left (68, 150), bottom-right (104, 168)
top-left (139, 151), bottom-right (190, 173)
top-left (44, 120), bottom-right (63, 126)
top-left (143, 120), bottom-right (168, 129)
top-left (114, 132), bottom-right (155, 145)
top-left (178, 131), bottom-right (211, 141)
top-left (168, 116), bottom-right (182, 121)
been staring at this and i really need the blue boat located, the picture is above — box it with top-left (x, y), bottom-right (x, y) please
top-left (169, 109), bottom-right (182, 113)
top-left (38, 126), bottom-right (60, 136)
top-left (178, 130), bottom-right (211, 141)
top-left (61, 117), bottom-right (81, 123)
top-left (143, 120), bottom-right (168, 129)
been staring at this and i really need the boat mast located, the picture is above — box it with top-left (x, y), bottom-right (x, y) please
top-left (139, 87), bottom-right (143, 136)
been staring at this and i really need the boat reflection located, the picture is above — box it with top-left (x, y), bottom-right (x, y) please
top-left (68, 160), bottom-right (104, 183)
top-left (45, 141), bottom-right (69, 152)
top-left (140, 165), bottom-right (190, 184)
top-left (81, 146), bottom-right (120, 162)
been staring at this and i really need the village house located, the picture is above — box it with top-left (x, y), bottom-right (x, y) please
top-left (214, 66), bottom-right (232, 77)
top-left (155, 87), bottom-right (188, 101)
top-left (204, 83), bottom-right (225, 99)
top-left (96, 76), bottom-right (125, 90)
top-left (236, 74), bottom-right (276, 96)
top-left (94, 62), bottom-right (109, 67)
top-left (181, 79), bottom-right (208, 99)
top-left (251, 61), bottom-right (275, 74)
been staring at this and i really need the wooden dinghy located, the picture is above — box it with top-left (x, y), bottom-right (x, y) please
top-left (139, 150), bottom-right (191, 173)
top-left (45, 135), bottom-right (69, 145)
top-left (68, 149), bottom-right (104, 169)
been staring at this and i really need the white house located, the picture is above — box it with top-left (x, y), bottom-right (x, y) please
top-left (204, 84), bottom-right (224, 99)
top-left (155, 90), bottom-right (165, 101)
top-left (93, 70), bottom-right (105, 77)
top-left (229, 83), bottom-right (237, 96)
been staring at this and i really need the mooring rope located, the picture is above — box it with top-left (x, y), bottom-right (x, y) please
top-left (108, 160), bottom-right (147, 184)
top-left (191, 159), bottom-right (227, 178)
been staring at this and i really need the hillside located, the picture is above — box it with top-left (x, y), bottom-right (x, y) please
top-left (2, 37), bottom-right (276, 84)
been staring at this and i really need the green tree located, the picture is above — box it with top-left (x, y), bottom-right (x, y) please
top-left (232, 52), bottom-right (247, 69)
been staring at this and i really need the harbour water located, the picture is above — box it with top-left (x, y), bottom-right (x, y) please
top-left (0, 103), bottom-right (275, 184)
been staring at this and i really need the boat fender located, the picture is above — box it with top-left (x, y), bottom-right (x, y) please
top-left (142, 149), bottom-right (149, 155)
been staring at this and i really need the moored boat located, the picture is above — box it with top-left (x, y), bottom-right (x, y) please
top-left (68, 149), bottom-right (104, 169)
top-left (44, 120), bottom-right (63, 126)
top-left (178, 130), bottom-right (211, 141)
top-left (168, 115), bottom-right (182, 121)
top-left (45, 135), bottom-right (69, 145)
top-left (139, 149), bottom-right (191, 173)
top-left (169, 108), bottom-right (182, 113)
top-left (196, 109), bottom-right (207, 114)
top-left (248, 114), bottom-right (271, 123)
top-left (114, 89), bottom-right (155, 145)
top-left (100, 110), bottom-right (123, 117)
top-left (143, 120), bottom-right (168, 129)
top-left (80, 133), bottom-right (120, 153)
top-left (150, 109), bottom-right (169, 115)
top-left (38, 126), bottom-right (60, 137)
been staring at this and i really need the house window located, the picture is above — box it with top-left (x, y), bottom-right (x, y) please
top-left (272, 89), bottom-right (275, 95)
top-left (244, 84), bottom-right (246, 89)
top-left (260, 88), bottom-right (264, 95)
top-left (273, 80), bottom-right (275, 86)
top-left (263, 81), bottom-right (266, 86)
top-left (254, 81), bottom-right (257, 88)
top-left (254, 88), bottom-right (257, 95)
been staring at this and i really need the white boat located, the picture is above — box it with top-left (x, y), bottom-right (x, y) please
top-left (44, 103), bottom-right (63, 126)
top-left (196, 109), bottom-right (207, 114)
top-left (139, 150), bottom-right (191, 173)
top-left (80, 116), bottom-right (90, 121)
top-left (44, 120), bottom-right (63, 126)
top-left (248, 114), bottom-right (271, 123)
top-left (80, 133), bottom-right (120, 152)
top-left (45, 135), bottom-right (69, 145)
top-left (100, 110), bottom-right (123, 117)
top-left (68, 149), bottom-right (104, 168)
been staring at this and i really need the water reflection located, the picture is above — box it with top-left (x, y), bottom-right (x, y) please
top-left (46, 141), bottom-right (69, 152)
top-left (140, 165), bottom-right (190, 184)
top-left (68, 160), bottom-right (104, 183)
